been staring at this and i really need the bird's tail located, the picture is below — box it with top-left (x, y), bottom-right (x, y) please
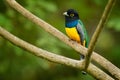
top-left (80, 54), bottom-right (87, 75)
top-left (80, 54), bottom-right (85, 60)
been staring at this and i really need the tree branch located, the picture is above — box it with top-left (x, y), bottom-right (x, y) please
top-left (0, 26), bottom-right (114, 80)
top-left (5, 0), bottom-right (120, 79)
top-left (84, 0), bottom-right (116, 70)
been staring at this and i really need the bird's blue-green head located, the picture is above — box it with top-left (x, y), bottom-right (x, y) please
top-left (63, 9), bottom-right (79, 27)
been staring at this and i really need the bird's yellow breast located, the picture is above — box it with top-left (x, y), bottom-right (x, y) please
top-left (65, 27), bottom-right (81, 42)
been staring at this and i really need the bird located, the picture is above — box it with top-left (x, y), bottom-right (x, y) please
top-left (63, 9), bottom-right (89, 60)
top-left (63, 9), bottom-right (89, 75)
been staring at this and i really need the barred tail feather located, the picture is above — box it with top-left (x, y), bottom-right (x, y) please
top-left (80, 54), bottom-right (87, 75)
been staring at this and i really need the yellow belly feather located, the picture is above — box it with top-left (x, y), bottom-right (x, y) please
top-left (65, 27), bottom-right (86, 47)
top-left (65, 27), bottom-right (81, 43)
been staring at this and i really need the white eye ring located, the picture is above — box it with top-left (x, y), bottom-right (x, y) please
top-left (70, 14), bottom-right (74, 17)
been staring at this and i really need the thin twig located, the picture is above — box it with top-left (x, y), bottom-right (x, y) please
top-left (6, 0), bottom-right (120, 79)
top-left (84, 0), bottom-right (116, 70)
top-left (0, 26), bottom-right (114, 80)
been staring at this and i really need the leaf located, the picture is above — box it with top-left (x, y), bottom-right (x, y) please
top-left (107, 17), bottom-right (120, 31)
top-left (0, 13), bottom-right (13, 31)
top-left (38, 1), bottom-right (57, 12)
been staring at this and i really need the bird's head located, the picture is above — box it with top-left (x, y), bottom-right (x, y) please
top-left (63, 9), bottom-right (79, 22)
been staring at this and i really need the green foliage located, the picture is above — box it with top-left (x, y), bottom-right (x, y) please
top-left (107, 0), bottom-right (120, 31)
top-left (0, 13), bottom-right (13, 31)
top-left (107, 17), bottom-right (120, 31)
top-left (0, 0), bottom-right (120, 80)
top-left (92, 0), bottom-right (107, 6)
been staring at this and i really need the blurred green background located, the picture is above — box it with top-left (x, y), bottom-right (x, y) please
top-left (0, 0), bottom-right (120, 80)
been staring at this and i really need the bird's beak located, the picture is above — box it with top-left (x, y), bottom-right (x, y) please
top-left (63, 12), bottom-right (69, 16)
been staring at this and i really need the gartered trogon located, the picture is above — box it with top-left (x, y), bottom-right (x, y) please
top-left (63, 9), bottom-right (89, 60)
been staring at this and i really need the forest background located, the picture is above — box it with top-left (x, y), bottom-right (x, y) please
top-left (0, 0), bottom-right (120, 80)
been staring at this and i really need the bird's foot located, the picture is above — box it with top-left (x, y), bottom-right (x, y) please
top-left (80, 54), bottom-right (85, 60)
top-left (82, 71), bottom-right (87, 75)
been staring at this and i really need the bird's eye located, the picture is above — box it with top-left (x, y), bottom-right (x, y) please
top-left (70, 14), bottom-right (74, 17)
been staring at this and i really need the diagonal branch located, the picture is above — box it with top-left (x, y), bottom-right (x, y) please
top-left (0, 26), bottom-right (84, 69)
top-left (6, 0), bottom-right (120, 79)
top-left (84, 0), bottom-right (116, 70)
top-left (0, 26), bottom-right (114, 80)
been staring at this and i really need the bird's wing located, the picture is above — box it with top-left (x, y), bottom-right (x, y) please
top-left (76, 20), bottom-right (89, 47)
top-left (76, 22), bottom-right (85, 44)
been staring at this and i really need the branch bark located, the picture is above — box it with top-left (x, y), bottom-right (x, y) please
top-left (84, 0), bottom-right (116, 70)
top-left (0, 26), bottom-right (114, 80)
top-left (5, 0), bottom-right (120, 79)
